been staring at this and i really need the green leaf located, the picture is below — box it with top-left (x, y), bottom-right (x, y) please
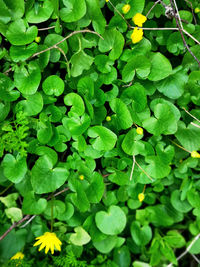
top-left (148, 52), bottom-right (172, 81)
top-left (164, 230), bottom-right (186, 248)
top-left (22, 191), bottom-right (47, 215)
top-left (70, 50), bottom-right (94, 77)
top-left (125, 0), bottom-right (145, 18)
top-left (113, 246), bottom-right (131, 267)
top-left (93, 236), bottom-right (118, 254)
top-left (130, 221), bottom-right (152, 246)
top-left (69, 226), bottom-right (91, 246)
top-left (16, 92), bottom-right (43, 116)
top-left (44, 34), bottom-right (68, 63)
top-left (31, 156), bottom-right (69, 194)
top-left (5, 207), bottom-right (22, 222)
top-left (0, 193), bottom-right (19, 208)
top-left (63, 114), bottom-right (90, 136)
top-left (171, 190), bottom-right (192, 213)
top-left (64, 93), bottom-right (85, 116)
top-left (95, 205), bottom-right (126, 235)
top-left (86, 172), bottom-right (105, 203)
top-left (26, 0), bottom-right (54, 23)
top-left (122, 129), bottom-right (144, 156)
top-left (42, 75), bottom-right (65, 96)
top-left (98, 29), bottom-right (124, 60)
top-left (6, 19), bottom-right (37, 45)
top-left (155, 67), bottom-right (188, 99)
top-left (60, 0), bottom-right (86, 22)
top-left (2, 154), bottom-right (27, 183)
top-left (182, 45), bottom-right (200, 70)
top-left (85, 0), bottom-right (106, 34)
top-left (94, 55), bottom-right (114, 74)
top-left (88, 126), bottom-right (117, 151)
top-left (189, 238), bottom-right (200, 254)
top-left (14, 61), bottom-right (41, 95)
top-left (143, 103), bottom-right (177, 135)
top-left (10, 43), bottom-right (37, 62)
top-left (108, 170), bottom-right (129, 186)
top-left (110, 98), bottom-right (133, 130)
top-left (175, 121), bottom-right (200, 152)
top-left (122, 55), bottom-right (150, 82)
top-left (1, 0), bottom-right (24, 21)
top-left (0, 73), bottom-right (19, 102)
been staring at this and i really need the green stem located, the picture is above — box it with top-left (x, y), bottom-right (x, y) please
top-left (50, 195), bottom-right (54, 232)
top-left (0, 183), bottom-right (13, 196)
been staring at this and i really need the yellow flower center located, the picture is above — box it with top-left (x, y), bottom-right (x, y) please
top-left (191, 151), bottom-right (200, 158)
top-left (131, 27), bottom-right (144, 44)
top-left (122, 4), bottom-right (131, 14)
top-left (79, 174), bottom-right (84, 180)
top-left (106, 116), bottom-right (111, 122)
top-left (35, 36), bottom-right (41, 43)
top-left (136, 127), bottom-right (143, 135)
top-left (11, 252), bottom-right (25, 260)
top-left (138, 193), bottom-right (145, 202)
top-left (132, 13), bottom-right (147, 27)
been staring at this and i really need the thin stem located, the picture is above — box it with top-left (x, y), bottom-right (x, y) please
top-left (182, 107), bottom-right (200, 124)
top-left (135, 160), bottom-right (153, 181)
top-left (170, 140), bottom-right (191, 153)
top-left (184, 0), bottom-right (197, 24)
top-left (142, 184), bottom-right (146, 193)
top-left (190, 122), bottom-right (200, 129)
top-left (0, 183), bottom-right (13, 196)
top-left (130, 155), bottom-right (136, 181)
top-left (32, 29), bottom-right (103, 58)
top-left (146, 0), bottom-right (161, 18)
top-left (54, 45), bottom-right (71, 77)
top-left (50, 196), bottom-right (54, 232)
top-left (167, 234), bottom-right (200, 267)
top-left (107, 0), bottom-right (131, 28)
top-left (169, 0), bottom-right (200, 67)
top-left (38, 26), bottom-right (57, 31)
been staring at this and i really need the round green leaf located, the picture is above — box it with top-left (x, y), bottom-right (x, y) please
top-left (16, 92), bottom-right (43, 116)
top-left (60, 0), bottom-right (86, 22)
top-left (6, 19), bottom-right (38, 45)
top-left (130, 221), bottom-right (152, 246)
top-left (10, 43), bottom-right (38, 63)
top-left (64, 93), bottom-right (85, 116)
top-left (26, 0), bottom-right (54, 23)
top-left (88, 126), bottom-right (117, 151)
top-left (22, 191), bottom-right (47, 215)
top-left (148, 52), bottom-right (172, 81)
top-left (95, 205), bottom-right (127, 235)
top-left (42, 75), bottom-right (65, 96)
top-left (171, 190), bottom-right (192, 213)
top-left (2, 154), bottom-right (27, 183)
top-left (14, 61), bottom-right (41, 95)
top-left (69, 226), bottom-right (91, 246)
top-left (31, 156), bottom-right (69, 194)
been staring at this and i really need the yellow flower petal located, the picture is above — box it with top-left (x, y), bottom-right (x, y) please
top-left (33, 232), bottom-right (62, 254)
top-left (132, 13), bottom-right (147, 27)
top-left (11, 252), bottom-right (24, 260)
top-left (191, 151), bottom-right (200, 158)
top-left (131, 27), bottom-right (143, 44)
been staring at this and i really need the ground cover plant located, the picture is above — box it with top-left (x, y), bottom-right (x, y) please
top-left (0, 0), bottom-right (200, 266)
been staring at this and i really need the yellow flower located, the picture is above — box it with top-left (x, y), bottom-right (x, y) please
top-left (35, 36), bottom-right (41, 43)
top-left (138, 193), bottom-right (145, 202)
top-left (132, 13), bottom-right (147, 27)
top-left (11, 252), bottom-right (24, 260)
top-left (195, 7), bottom-right (200, 13)
top-left (79, 174), bottom-right (84, 180)
top-left (136, 127), bottom-right (143, 135)
top-left (106, 116), bottom-right (111, 122)
top-left (131, 27), bottom-right (143, 44)
top-left (191, 151), bottom-right (200, 158)
top-left (106, 0), bottom-right (109, 2)
top-left (122, 4), bottom-right (131, 14)
top-left (33, 232), bottom-right (62, 254)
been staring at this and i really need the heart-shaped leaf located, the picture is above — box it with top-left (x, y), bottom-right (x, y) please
top-left (69, 226), bottom-right (91, 246)
top-left (95, 205), bottom-right (126, 235)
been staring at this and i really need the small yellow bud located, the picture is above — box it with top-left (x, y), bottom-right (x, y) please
top-left (106, 116), bottom-right (111, 122)
top-left (35, 36), bottom-right (41, 43)
top-left (122, 4), bottom-right (131, 14)
top-left (191, 151), bottom-right (200, 158)
top-left (136, 127), bottom-right (143, 135)
top-left (79, 175), bottom-right (84, 180)
top-left (138, 193), bottom-right (145, 202)
top-left (195, 7), bottom-right (200, 13)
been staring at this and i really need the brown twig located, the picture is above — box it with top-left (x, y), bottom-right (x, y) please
top-left (135, 160), bottom-right (153, 181)
top-left (169, 0), bottom-right (200, 68)
top-left (184, 0), bottom-right (197, 25)
top-left (0, 187), bottom-right (69, 241)
top-left (146, 0), bottom-right (161, 18)
top-left (182, 107), bottom-right (200, 124)
top-left (0, 215), bottom-right (30, 241)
